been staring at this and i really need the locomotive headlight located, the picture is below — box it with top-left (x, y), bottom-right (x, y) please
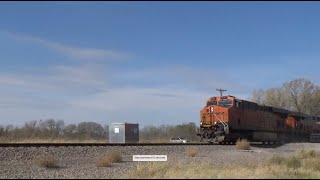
top-left (200, 122), bottom-right (203, 125)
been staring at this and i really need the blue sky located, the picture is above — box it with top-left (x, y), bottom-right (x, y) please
top-left (0, 2), bottom-right (320, 127)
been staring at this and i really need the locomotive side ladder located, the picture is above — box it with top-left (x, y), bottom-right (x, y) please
top-left (206, 112), bottom-right (230, 143)
top-left (213, 112), bottom-right (229, 135)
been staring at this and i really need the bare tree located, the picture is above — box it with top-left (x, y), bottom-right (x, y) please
top-left (251, 78), bottom-right (320, 116)
top-left (5, 125), bottom-right (14, 132)
top-left (264, 87), bottom-right (289, 109)
top-left (39, 119), bottom-right (56, 131)
top-left (283, 78), bottom-right (316, 114)
top-left (0, 125), bottom-right (4, 136)
top-left (309, 87), bottom-right (320, 116)
top-left (250, 89), bottom-right (265, 105)
top-left (24, 120), bottom-right (38, 129)
top-left (77, 122), bottom-right (106, 139)
top-left (55, 120), bottom-right (65, 136)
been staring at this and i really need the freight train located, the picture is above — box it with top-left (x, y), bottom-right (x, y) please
top-left (196, 95), bottom-right (320, 144)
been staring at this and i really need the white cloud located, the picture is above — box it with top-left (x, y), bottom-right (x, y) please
top-left (50, 64), bottom-right (109, 88)
top-left (68, 87), bottom-right (206, 111)
top-left (7, 32), bottom-right (128, 61)
top-left (112, 64), bottom-right (250, 95)
top-left (0, 76), bottom-right (28, 86)
top-left (0, 64), bottom-right (95, 104)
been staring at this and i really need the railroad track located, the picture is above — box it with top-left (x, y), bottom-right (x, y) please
top-left (0, 142), bottom-right (279, 147)
top-left (0, 143), bottom-right (215, 147)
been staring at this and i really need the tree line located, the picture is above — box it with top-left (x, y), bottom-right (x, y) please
top-left (0, 119), bottom-right (108, 142)
top-left (0, 119), bottom-right (199, 142)
top-left (250, 78), bottom-right (320, 116)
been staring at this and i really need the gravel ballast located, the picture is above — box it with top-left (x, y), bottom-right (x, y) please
top-left (1, 143), bottom-right (319, 179)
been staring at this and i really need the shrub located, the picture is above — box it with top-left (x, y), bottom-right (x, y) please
top-left (35, 155), bottom-right (59, 168)
top-left (186, 147), bottom-right (198, 157)
top-left (97, 156), bottom-right (113, 167)
top-left (97, 151), bottom-right (122, 167)
top-left (236, 139), bottom-right (250, 150)
top-left (107, 151), bottom-right (122, 163)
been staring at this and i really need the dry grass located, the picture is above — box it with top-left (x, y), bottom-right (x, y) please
top-left (298, 149), bottom-right (317, 159)
top-left (139, 139), bottom-right (152, 143)
top-left (304, 158), bottom-right (320, 171)
top-left (34, 155), bottom-right (59, 168)
top-left (268, 155), bottom-right (286, 165)
top-left (185, 147), bottom-right (198, 157)
top-left (97, 151), bottom-right (122, 167)
top-left (123, 162), bottom-right (320, 179)
top-left (266, 149), bottom-right (320, 170)
top-left (285, 156), bottom-right (301, 168)
top-left (123, 149), bottom-right (320, 179)
top-left (268, 155), bottom-right (301, 169)
top-left (235, 139), bottom-right (251, 150)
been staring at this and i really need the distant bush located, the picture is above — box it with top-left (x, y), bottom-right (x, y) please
top-left (236, 139), bottom-right (250, 150)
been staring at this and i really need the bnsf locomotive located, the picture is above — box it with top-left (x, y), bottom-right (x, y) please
top-left (197, 95), bottom-right (320, 144)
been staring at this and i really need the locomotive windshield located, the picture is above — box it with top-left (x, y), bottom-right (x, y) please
top-left (206, 101), bottom-right (217, 106)
top-left (217, 100), bottom-right (233, 107)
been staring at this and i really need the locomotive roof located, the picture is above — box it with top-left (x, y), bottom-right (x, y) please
top-left (214, 95), bottom-right (317, 118)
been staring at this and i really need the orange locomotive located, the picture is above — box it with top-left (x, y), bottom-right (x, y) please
top-left (197, 95), bottom-right (320, 143)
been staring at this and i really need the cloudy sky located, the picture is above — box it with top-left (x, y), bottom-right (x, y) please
top-left (1, 2), bottom-right (320, 127)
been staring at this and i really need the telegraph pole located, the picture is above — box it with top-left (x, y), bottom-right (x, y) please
top-left (216, 89), bottom-right (227, 96)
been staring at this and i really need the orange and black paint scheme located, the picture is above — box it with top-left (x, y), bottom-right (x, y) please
top-left (197, 95), bottom-right (320, 144)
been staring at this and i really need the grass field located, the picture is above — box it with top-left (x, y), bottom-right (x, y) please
top-left (123, 149), bottom-right (320, 179)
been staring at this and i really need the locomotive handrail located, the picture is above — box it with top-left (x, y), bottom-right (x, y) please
top-left (213, 113), bottom-right (229, 134)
